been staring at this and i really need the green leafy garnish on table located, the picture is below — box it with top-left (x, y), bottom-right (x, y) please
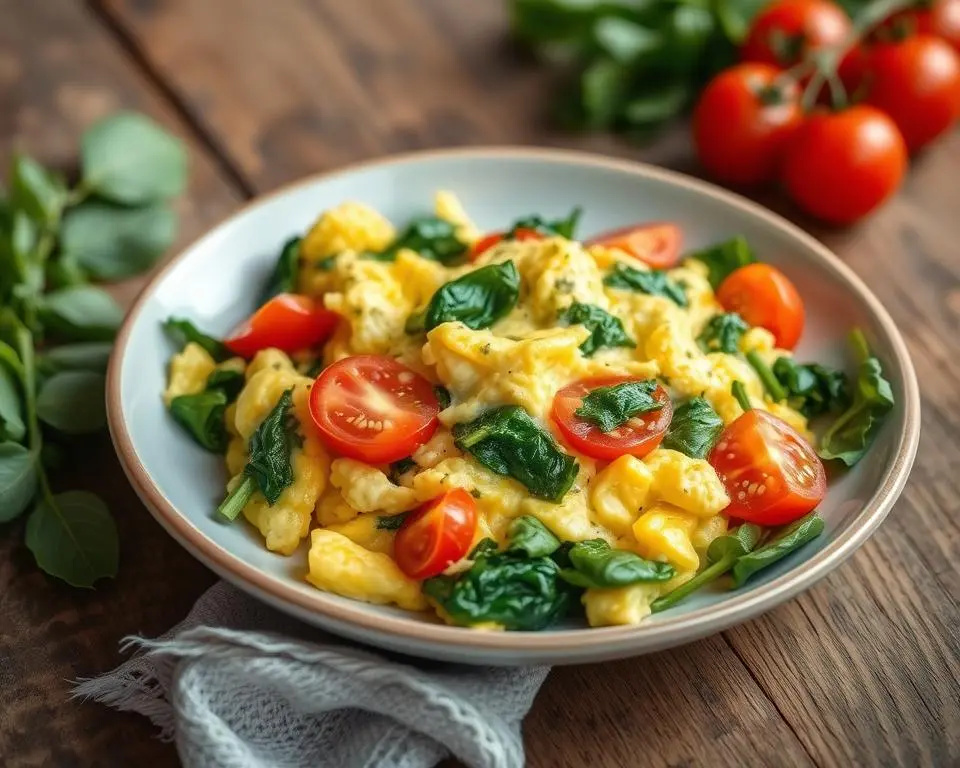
top-left (662, 396), bottom-right (724, 459)
top-left (558, 302), bottom-right (635, 357)
top-left (574, 379), bottom-right (661, 432)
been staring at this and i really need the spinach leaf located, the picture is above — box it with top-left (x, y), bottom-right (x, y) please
top-left (454, 405), bottom-right (579, 502)
top-left (0, 442), bottom-right (38, 524)
top-left (604, 263), bottom-right (687, 306)
top-left (651, 524), bottom-right (762, 612)
top-left (434, 385), bottom-right (452, 410)
top-left (260, 236), bottom-right (301, 304)
top-left (369, 216), bottom-right (467, 265)
top-left (662, 396), bottom-right (724, 458)
top-left (206, 368), bottom-right (245, 402)
top-left (0, 363), bottom-right (25, 442)
top-left (697, 312), bottom-right (749, 354)
top-left (819, 329), bottom-right (894, 466)
top-left (732, 513), bottom-right (824, 587)
top-left (37, 342), bottom-right (113, 375)
top-left (388, 457), bottom-right (417, 485)
top-left (170, 390), bottom-right (229, 453)
top-left (560, 538), bottom-right (675, 588)
top-left (36, 371), bottom-right (107, 434)
top-left (574, 379), bottom-right (661, 433)
top-left (39, 286), bottom-right (123, 342)
top-left (10, 154), bottom-right (66, 227)
top-left (506, 207), bottom-right (582, 239)
top-left (506, 515), bottom-right (561, 558)
top-left (772, 357), bottom-right (849, 418)
top-left (746, 350), bottom-right (787, 402)
top-left (558, 302), bottom-right (635, 356)
top-left (688, 236), bottom-right (756, 289)
top-left (163, 317), bottom-right (230, 361)
top-left (376, 512), bottom-right (410, 531)
top-left (422, 539), bottom-right (573, 630)
top-left (422, 260), bottom-right (520, 332)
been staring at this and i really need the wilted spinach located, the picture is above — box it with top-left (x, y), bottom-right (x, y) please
top-left (574, 379), bottom-right (661, 433)
top-left (697, 312), bottom-right (749, 354)
top-left (434, 385), bottom-right (452, 410)
top-left (259, 236), bottom-right (300, 304)
top-left (506, 515), bottom-right (561, 558)
top-left (376, 512), bottom-right (410, 531)
top-left (205, 368), bottom-right (245, 402)
top-left (506, 208), bottom-right (582, 239)
top-left (559, 539), bottom-right (675, 588)
top-left (163, 317), bottom-right (229, 361)
top-left (662, 397), bottom-right (724, 458)
top-left (688, 236), bottom-right (755, 289)
top-left (773, 357), bottom-right (849, 418)
top-left (732, 513), bottom-right (824, 587)
top-left (604, 263), bottom-right (687, 306)
top-left (368, 216), bottom-right (467, 265)
top-left (558, 302), bottom-right (635, 357)
top-left (169, 390), bottom-right (230, 453)
top-left (418, 260), bottom-right (520, 332)
top-left (746, 350), bottom-right (787, 402)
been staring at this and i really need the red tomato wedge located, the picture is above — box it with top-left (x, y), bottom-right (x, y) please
top-left (394, 488), bottom-right (478, 579)
top-left (709, 409), bottom-right (825, 526)
top-left (587, 223), bottom-right (682, 269)
top-left (470, 227), bottom-right (543, 260)
top-left (716, 263), bottom-right (804, 349)
top-left (308, 355), bottom-right (440, 464)
top-left (552, 376), bottom-right (673, 461)
top-left (224, 293), bottom-right (339, 359)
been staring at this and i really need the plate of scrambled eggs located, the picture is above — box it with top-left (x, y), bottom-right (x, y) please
top-left (108, 149), bottom-right (919, 664)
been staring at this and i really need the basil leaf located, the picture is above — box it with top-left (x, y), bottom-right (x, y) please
top-left (37, 342), bottom-right (113, 374)
top-left (558, 302), bottom-right (635, 357)
top-left (454, 405), bottom-right (579, 503)
top-left (0, 442), bottom-right (38, 523)
top-left (162, 317), bottom-right (229, 361)
top-left (772, 357), bottom-right (850, 418)
top-left (560, 538), bottom-right (675, 588)
top-left (506, 515), bottom-right (561, 558)
top-left (697, 312), bottom-right (749, 354)
top-left (36, 371), bottom-right (107, 434)
top-left (732, 513), bottom-right (825, 587)
top-left (369, 216), bottom-right (467, 265)
top-left (260, 236), bottom-right (301, 304)
top-left (376, 512), bottom-right (410, 531)
top-left (819, 330), bottom-right (894, 466)
top-left (170, 390), bottom-right (229, 453)
top-left (10, 154), bottom-right (67, 227)
top-left (604, 263), bottom-right (687, 306)
top-left (61, 201), bottom-right (177, 281)
top-left (574, 379), bottom-right (661, 433)
top-left (81, 112), bottom-right (187, 205)
top-left (39, 286), bottom-right (123, 342)
top-left (25, 490), bottom-right (119, 588)
top-left (423, 260), bottom-right (520, 331)
top-left (244, 389), bottom-right (298, 504)
top-left (688, 236), bottom-right (755, 289)
top-left (206, 368), bottom-right (245, 402)
top-left (434, 385), bottom-right (452, 410)
top-left (506, 207), bottom-right (582, 239)
top-left (0, 363), bottom-right (25, 442)
top-left (662, 397), bottom-right (724, 459)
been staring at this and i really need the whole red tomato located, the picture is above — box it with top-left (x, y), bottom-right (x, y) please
top-left (863, 34), bottom-right (960, 152)
top-left (781, 105), bottom-right (907, 224)
top-left (879, 0), bottom-right (960, 51)
top-left (742, 0), bottom-right (852, 67)
top-left (693, 63), bottom-right (803, 185)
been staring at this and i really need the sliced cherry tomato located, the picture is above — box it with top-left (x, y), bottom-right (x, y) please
top-left (224, 293), bottom-right (339, 359)
top-left (741, 0), bottom-right (851, 68)
top-left (693, 63), bottom-right (803, 186)
top-left (781, 105), bottom-right (907, 225)
top-left (394, 489), bottom-right (478, 579)
top-left (716, 263), bottom-right (804, 350)
top-left (863, 35), bottom-right (960, 153)
top-left (470, 227), bottom-right (543, 260)
top-left (709, 409), bottom-right (826, 526)
top-left (308, 355), bottom-right (439, 464)
top-left (551, 376), bottom-right (673, 461)
top-left (587, 223), bottom-right (682, 269)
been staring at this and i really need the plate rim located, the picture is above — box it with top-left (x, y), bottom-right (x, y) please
top-left (106, 146), bottom-right (921, 659)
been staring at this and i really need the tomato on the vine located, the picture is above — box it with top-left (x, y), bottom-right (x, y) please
top-left (693, 63), bottom-right (803, 186)
top-left (586, 223), bottom-right (681, 269)
top-left (781, 105), bottom-right (907, 225)
top-left (224, 293), bottom-right (339, 358)
top-left (879, 0), bottom-right (960, 51)
top-left (742, 0), bottom-right (851, 68)
top-left (394, 489), bottom-right (478, 580)
top-left (716, 263), bottom-right (804, 350)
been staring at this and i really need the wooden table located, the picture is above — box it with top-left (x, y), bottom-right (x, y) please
top-left (2, 1), bottom-right (958, 765)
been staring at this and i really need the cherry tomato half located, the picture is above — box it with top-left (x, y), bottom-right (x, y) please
top-left (552, 376), bottom-right (673, 461)
top-left (470, 227), bottom-right (543, 260)
top-left (394, 488), bottom-right (478, 579)
top-left (224, 293), bottom-right (339, 358)
top-left (308, 355), bottom-right (439, 464)
top-left (709, 409), bottom-right (826, 526)
top-left (741, 0), bottom-right (851, 68)
top-left (863, 34), bottom-right (960, 153)
top-left (716, 263), bottom-right (805, 350)
top-left (781, 105), bottom-right (907, 225)
top-left (693, 63), bottom-right (803, 186)
top-left (587, 223), bottom-right (682, 269)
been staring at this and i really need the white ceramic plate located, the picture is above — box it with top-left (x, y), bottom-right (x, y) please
top-left (107, 148), bottom-right (920, 665)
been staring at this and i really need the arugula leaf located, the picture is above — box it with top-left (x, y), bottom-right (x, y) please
top-left (697, 312), bottom-right (749, 354)
top-left (376, 512), bottom-right (410, 531)
top-left (260, 236), bottom-right (301, 304)
top-left (36, 371), bottom-right (107, 434)
top-left (422, 260), bottom-right (520, 332)
top-left (558, 302), bottom-right (635, 356)
top-left (604, 263), bottom-right (687, 306)
top-left (0, 442), bottom-right (38, 523)
top-left (506, 207), bottom-right (582, 239)
top-left (368, 216), bottom-right (467, 265)
top-left (662, 396), bottom-right (724, 458)
top-left (772, 357), bottom-right (849, 418)
top-left (163, 317), bottom-right (230, 361)
top-left (746, 350), bottom-right (787, 402)
top-left (559, 539), bottom-right (675, 588)
top-left (574, 379), bottom-right (661, 432)
top-left (206, 368), bottom-right (245, 402)
top-left (732, 513), bottom-right (825, 587)
top-left (170, 390), bottom-right (229, 453)
top-left (688, 236), bottom-right (756, 289)
top-left (819, 329), bottom-right (894, 466)
top-left (454, 405), bottom-right (579, 502)
top-left (506, 515), bottom-right (561, 558)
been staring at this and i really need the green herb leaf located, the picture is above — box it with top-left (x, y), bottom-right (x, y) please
top-left (0, 362), bottom-right (25, 442)
top-left (454, 405), bottom-right (579, 503)
top-left (732, 513), bottom-right (825, 587)
top-left (604, 263), bottom-right (687, 306)
top-left (506, 207), bottom-right (582, 239)
top-left (697, 312), bottom-right (749, 354)
top-left (558, 302), bottom-right (635, 356)
top-left (170, 390), bottom-right (229, 453)
top-left (746, 350), bottom-right (787, 402)
top-left (688, 236), bottom-right (755, 289)
top-left (25, 490), bottom-right (119, 588)
top-left (10, 154), bottom-right (67, 227)
top-left (434, 385), bottom-right (452, 410)
top-left (205, 368), bottom-right (245, 402)
top-left (388, 457), bottom-right (417, 485)
top-left (39, 286), bottom-right (123, 342)
top-left (574, 379), bottom-right (661, 433)
top-left (162, 317), bottom-right (229, 361)
top-left (506, 515), bottom-right (561, 558)
top-left (242, 388), bottom-right (297, 506)
top-left (662, 396), bottom-right (724, 458)
top-left (0, 442), bottom-right (38, 523)
top-left (36, 371), bottom-right (107, 434)
top-left (580, 58), bottom-right (631, 128)
top-left (772, 357), bottom-right (849, 418)
top-left (260, 236), bottom-right (301, 303)
top-left (369, 216), bottom-right (467, 265)
top-left (423, 260), bottom-right (520, 332)
top-left (81, 112), bottom-right (187, 205)
top-left (376, 512), bottom-right (410, 531)
top-left (593, 16), bottom-right (662, 63)
top-left (560, 538), bottom-right (675, 588)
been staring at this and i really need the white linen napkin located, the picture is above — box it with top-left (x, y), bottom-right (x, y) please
top-left (73, 581), bottom-right (549, 768)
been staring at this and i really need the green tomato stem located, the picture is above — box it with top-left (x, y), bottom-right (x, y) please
top-left (650, 555), bottom-right (736, 613)
top-left (218, 475), bottom-right (256, 521)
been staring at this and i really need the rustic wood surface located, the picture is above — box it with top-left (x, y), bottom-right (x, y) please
top-left (1, 0), bottom-right (958, 765)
